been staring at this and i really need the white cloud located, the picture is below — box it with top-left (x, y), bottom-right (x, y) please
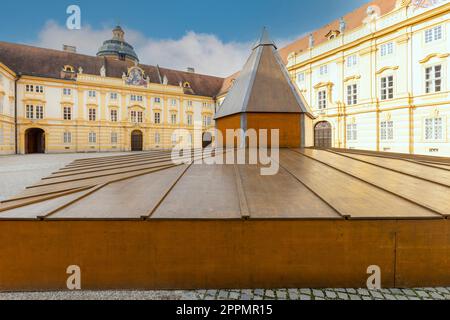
top-left (33, 21), bottom-right (255, 77)
top-left (33, 21), bottom-right (302, 78)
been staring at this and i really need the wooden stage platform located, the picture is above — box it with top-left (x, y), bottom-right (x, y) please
top-left (0, 148), bottom-right (449, 291)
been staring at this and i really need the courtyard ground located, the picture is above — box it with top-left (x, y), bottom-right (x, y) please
top-left (0, 153), bottom-right (448, 300)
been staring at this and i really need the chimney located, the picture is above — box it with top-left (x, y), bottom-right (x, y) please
top-left (63, 45), bottom-right (77, 53)
top-left (186, 67), bottom-right (195, 73)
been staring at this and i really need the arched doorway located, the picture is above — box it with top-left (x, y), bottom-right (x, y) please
top-left (314, 121), bottom-right (332, 148)
top-left (202, 132), bottom-right (212, 148)
top-left (25, 128), bottom-right (45, 154)
top-left (131, 130), bottom-right (143, 151)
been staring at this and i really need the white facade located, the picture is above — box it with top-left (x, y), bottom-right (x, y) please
top-left (287, 1), bottom-right (450, 156)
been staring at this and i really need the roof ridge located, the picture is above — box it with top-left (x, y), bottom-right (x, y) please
top-left (0, 40), bottom-right (225, 80)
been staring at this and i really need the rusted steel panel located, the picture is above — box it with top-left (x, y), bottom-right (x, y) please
top-left (328, 150), bottom-right (450, 187)
top-left (0, 220), bottom-right (401, 291)
top-left (49, 165), bottom-right (189, 220)
top-left (2, 220), bottom-right (448, 290)
top-left (395, 220), bottom-right (450, 288)
top-left (152, 165), bottom-right (242, 220)
top-left (236, 164), bottom-right (340, 219)
top-left (279, 150), bottom-right (439, 219)
top-left (299, 149), bottom-right (450, 216)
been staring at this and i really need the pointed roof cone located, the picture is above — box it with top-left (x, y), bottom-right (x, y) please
top-left (215, 28), bottom-right (313, 120)
top-left (253, 27), bottom-right (277, 49)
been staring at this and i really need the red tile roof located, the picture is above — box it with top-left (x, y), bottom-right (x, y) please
top-left (219, 0), bottom-right (398, 96)
top-left (0, 41), bottom-right (225, 98)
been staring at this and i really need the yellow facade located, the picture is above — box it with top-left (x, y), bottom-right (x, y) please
top-left (6, 72), bottom-right (215, 154)
top-left (0, 63), bottom-right (16, 155)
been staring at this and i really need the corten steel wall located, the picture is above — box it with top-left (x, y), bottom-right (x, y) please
top-left (0, 219), bottom-right (449, 291)
top-left (215, 113), bottom-right (301, 148)
top-left (246, 113), bottom-right (301, 148)
top-left (215, 114), bottom-right (242, 147)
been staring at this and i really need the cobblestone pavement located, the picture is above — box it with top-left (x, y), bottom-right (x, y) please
top-left (1, 154), bottom-right (448, 301)
top-left (1, 288), bottom-right (450, 300)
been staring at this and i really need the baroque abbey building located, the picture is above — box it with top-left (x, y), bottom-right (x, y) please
top-left (0, 0), bottom-right (449, 156)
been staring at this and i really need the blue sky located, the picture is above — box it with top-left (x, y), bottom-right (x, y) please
top-left (0, 0), bottom-right (369, 76)
top-left (1, 0), bottom-right (368, 43)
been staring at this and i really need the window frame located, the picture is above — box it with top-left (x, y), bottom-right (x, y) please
top-left (425, 64), bottom-right (442, 94)
top-left (380, 42), bottom-right (394, 57)
top-left (63, 106), bottom-right (72, 120)
top-left (88, 108), bottom-right (97, 121)
top-left (88, 132), bottom-right (97, 144)
top-left (346, 84), bottom-right (358, 106)
top-left (346, 123), bottom-right (358, 142)
top-left (380, 75), bottom-right (394, 100)
top-left (317, 90), bottom-right (327, 110)
top-left (424, 117), bottom-right (444, 142)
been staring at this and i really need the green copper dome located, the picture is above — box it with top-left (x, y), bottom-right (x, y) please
top-left (97, 26), bottom-right (139, 63)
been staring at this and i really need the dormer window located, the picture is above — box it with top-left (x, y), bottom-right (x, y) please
top-left (183, 82), bottom-right (191, 88)
top-left (325, 30), bottom-right (340, 40)
top-left (63, 65), bottom-right (75, 73)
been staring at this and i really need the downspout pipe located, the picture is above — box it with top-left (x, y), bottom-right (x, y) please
top-left (14, 73), bottom-right (21, 154)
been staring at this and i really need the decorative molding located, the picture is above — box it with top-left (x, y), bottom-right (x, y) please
top-left (359, 46), bottom-right (377, 56)
top-left (376, 66), bottom-right (399, 75)
top-left (395, 33), bottom-right (410, 44)
top-left (313, 82), bottom-right (334, 89)
top-left (419, 53), bottom-right (449, 64)
top-left (344, 75), bottom-right (361, 83)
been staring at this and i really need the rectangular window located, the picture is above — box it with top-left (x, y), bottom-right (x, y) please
top-left (110, 92), bottom-right (118, 100)
top-left (88, 132), bottom-right (97, 144)
top-left (130, 111), bottom-right (137, 123)
top-left (347, 55), bottom-right (357, 68)
top-left (63, 132), bottom-right (72, 144)
top-left (26, 105), bottom-right (33, 119)
top-left (319, 65), bottom-right (328, 75)
top-left (203, 116), bottom-right (212, 127)
top-left (137, 111), bottom-right (143, 123)
top-left (35, 106), bottom-right (44, 119)
top-left (381, 76), bottom-right (394, 100)
top-left (154, 112), bottom-right (161, 124)
top-left (425, 117), bottom-right (443, 141)
top-left (63, 107), bottom-right (72, 120)
top-left (297, 72), bottom-right (305, 82)
top-left (26, 85), bottom-right (34, 92)
top-left (171, 133), bottom-right (177, 144)
top-left (425, 25), bottom-right (442, 43)
top-left (187, 100), bottom-right (193, 107)
top-left (110, 109), bottom-right (118, 122)
top-left (155, 132), bottom-right (161, 144)
top-left (171, 113), bottom-right (177, 125)
top-left (380, 42), bottom-right (394, 57)
top-left (171, 99), bottom-right (177, 106)
top-left (35, 86), bottom-right (44, 93)
top-left (131, 95), bottom-right (143, 102)
top-left (347, 124), bottom-right (358, 141)
top-left (318, 90), bottom-right (327, 110)
top-left (346, 84), bottom-right (358, 105)
top-left (88, 91), bottom-right (96, 98)
top-left (425, 65), bottom-right (442, 94)
top-left (187, 114), bottom-right (193, 126)
top-left (154, 97), bottom-right (161, 103)
top-left (63, 88), bottom-right (71, 96)
top-left (380, 121), bottom-right (394, 141)
top-left (111, 132), bottom-right (118, 144)
top-left (88, 108), bottom-right (96, 121)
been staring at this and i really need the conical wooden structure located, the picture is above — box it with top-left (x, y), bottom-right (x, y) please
top-left (215, 28), bottom-right (313, 147)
